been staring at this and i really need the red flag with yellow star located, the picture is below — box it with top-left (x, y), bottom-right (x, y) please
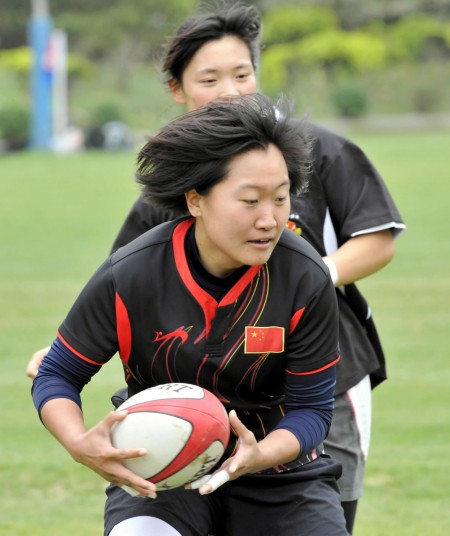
top-left (244, 326), bottom-right (285, 354)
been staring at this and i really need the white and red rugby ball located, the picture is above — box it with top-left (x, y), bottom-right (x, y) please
top-left (111, 383), bottom-right (230, 492)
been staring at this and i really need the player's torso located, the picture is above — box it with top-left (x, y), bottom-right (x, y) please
top-left (112, 221), bottom-right (324, 412)
top-left (117, 253), bottom-right (294, 410)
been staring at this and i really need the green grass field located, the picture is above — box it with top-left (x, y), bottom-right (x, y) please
top-left (1, 129), bottom-right (449, 535)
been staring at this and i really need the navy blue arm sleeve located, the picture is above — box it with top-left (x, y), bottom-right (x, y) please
top-left (32, 337), bottom-right (101, 417)
top-left (273, 364), bottom-right (336, 455)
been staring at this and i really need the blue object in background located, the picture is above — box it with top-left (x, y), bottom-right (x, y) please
top-left (28, 8), bottom-right (53, 149)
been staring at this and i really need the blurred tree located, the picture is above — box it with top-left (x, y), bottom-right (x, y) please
top-left (54, 0), bottom-right (198, 90)
top-left (54, 0), bottom-right (197, 58)
top-left (2, 0), bottom-right (449, 121)
top-left (0, 0), bottom-right (198, 90)
top-left (0, 0), bottom-right (29, 49)
top-left (260, 5), bottom-right (387, 97)
top-left (263, 5), bottom-right (338, 44)
top-left (297, 29), bottom-right (387, 73)
top-left (258, 0), bottom-right (450, 28)
top-left (2, 1), bottom-right (449, 54)
top-left (386, 13), bottom-right (450, 62)
top-left (0, 46), bottom-right (93, 79)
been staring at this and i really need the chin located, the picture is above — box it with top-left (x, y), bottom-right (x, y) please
top-left (246, 253), bottom-right (272, 267)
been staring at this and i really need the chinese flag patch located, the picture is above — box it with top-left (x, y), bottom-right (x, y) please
top-left (244, 326), bottom-right (285, 354)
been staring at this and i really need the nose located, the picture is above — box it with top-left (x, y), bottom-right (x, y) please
top-left (218, 78), bottom-right (241, 98)
top-left (255, 206), bottom-right (277, 231)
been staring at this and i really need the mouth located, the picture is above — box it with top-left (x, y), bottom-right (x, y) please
top-left (247, 238), bottom-right (274, 248)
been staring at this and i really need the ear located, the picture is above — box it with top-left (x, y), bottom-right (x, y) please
top-left (185, 190), bottom-right (202, 217)
top-left (168, 78), bottom-right (187, 105)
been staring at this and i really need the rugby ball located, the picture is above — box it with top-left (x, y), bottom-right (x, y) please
top-left (111, 383), bottom-right (230, 493)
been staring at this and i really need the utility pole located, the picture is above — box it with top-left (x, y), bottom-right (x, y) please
top-left (29, 0), bottom-right (53, 149)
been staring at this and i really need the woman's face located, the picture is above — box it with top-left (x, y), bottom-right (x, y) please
top-left (170, 35), bottom-right (258, 111)
top-left (186, 144), bottom-right (291, 278)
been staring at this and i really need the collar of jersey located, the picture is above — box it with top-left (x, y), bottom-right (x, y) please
top-left (172, 218), bottom-right (262, 337)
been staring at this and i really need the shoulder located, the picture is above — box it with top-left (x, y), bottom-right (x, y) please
top-left (291, 120), bottom-right (347, 150)
top-left (278, 228), bottom-right (321, 257)
top-left (308, 122), bottom-right (351, 159)
top-left (299, 122), bottom-right (382, 188)
top-left (110, 217), bottom-right (185, 264)
top-left (296, 121), bottom-right (370, 168)
top-left (133, 196), bottom-right (184, 222)
top-left (271, 231), bottom-right (337, 316)
top-left (275, 229), bottom-right (328, 277)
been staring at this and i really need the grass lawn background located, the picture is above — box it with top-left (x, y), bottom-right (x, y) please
top-left (1, 128), bottom-right (448, 535)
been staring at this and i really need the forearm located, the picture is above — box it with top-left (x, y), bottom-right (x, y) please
top-left (40, 398), bottom-right (87, 458)
top-left (254, 428), bottom-right (301, 470)
top-left (275, 365), bottom-right (336, 456)
top-left (193, 414), bottom-right (301, 496)
top-left (324, 230), bottom-right (395, 286)
top-left (32, 339), bottom-right (104, 462)
top-left (222, 411), bottom-right (301, 477)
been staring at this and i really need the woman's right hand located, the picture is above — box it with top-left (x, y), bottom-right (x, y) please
top-left (74, 410), bottom-right (158, 497)
top-left (41, 399), bottom-right (158, 498)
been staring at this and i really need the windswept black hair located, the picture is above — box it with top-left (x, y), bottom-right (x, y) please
top-left (136, 93), bottom-right (311, 212)
top-left (162, 1), bottom-right (262, 83)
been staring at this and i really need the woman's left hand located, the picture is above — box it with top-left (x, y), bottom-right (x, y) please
top-left (187, 410), bottom-right (264, 495)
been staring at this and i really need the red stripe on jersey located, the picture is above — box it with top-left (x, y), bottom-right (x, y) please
top-left (57, 331), bottom-right (101, 366)
top-left (220, 264), bottom-right (262, 306)
top-left (173, 219), bottom-right (218, 337)
top-left (286, 355), bottom-right (340, 376)
top-left (289, 306), bottom-right (305, 334)
top-left (116, 292), bottom-right (132, 364)
top-left (172, 219), bottom-right (264, 337)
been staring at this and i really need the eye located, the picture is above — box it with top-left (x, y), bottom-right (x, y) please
top-left (236, 72), bottom-right (252, 81)
top-left (242, 199), bottom-right (258, 206)
top-left (200, 78), bottom-right (217, 85)
top-left (275, 196), bottom-right (288, 204)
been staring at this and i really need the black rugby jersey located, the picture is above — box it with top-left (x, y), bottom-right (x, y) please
top-left (111, 122), bottom-right (405, 394)
top-left (59, 218), bottom-right (339, 453)
top-left (288, 123), bottom-right (405, 392)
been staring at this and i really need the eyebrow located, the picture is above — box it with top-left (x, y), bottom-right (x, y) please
top-left (237, 180), bottom-right (290, 191)
top-left (196, 62), bottom-right (253, 76)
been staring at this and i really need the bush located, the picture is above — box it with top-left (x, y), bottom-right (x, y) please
top-left (0, 106), bottom-right (29, 150)
top-left (88, 102), bottom-right (124, 128)
top-left (0, 47), bottom-right (30, 75)
top-left (260, 43), bottom-right (297, 96)
top-left (263, 5), bottom-right (338, 45)
top-left (331, 80), bottom-right (368, 117)
top-left (0, 46), bottom-right (94, 79)
top-left (85, 102), bottom-right (125, 148)
top-left (298, 29), bottom-right (387, 73)
top-left (387, 14), bottom-right (450, 63)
